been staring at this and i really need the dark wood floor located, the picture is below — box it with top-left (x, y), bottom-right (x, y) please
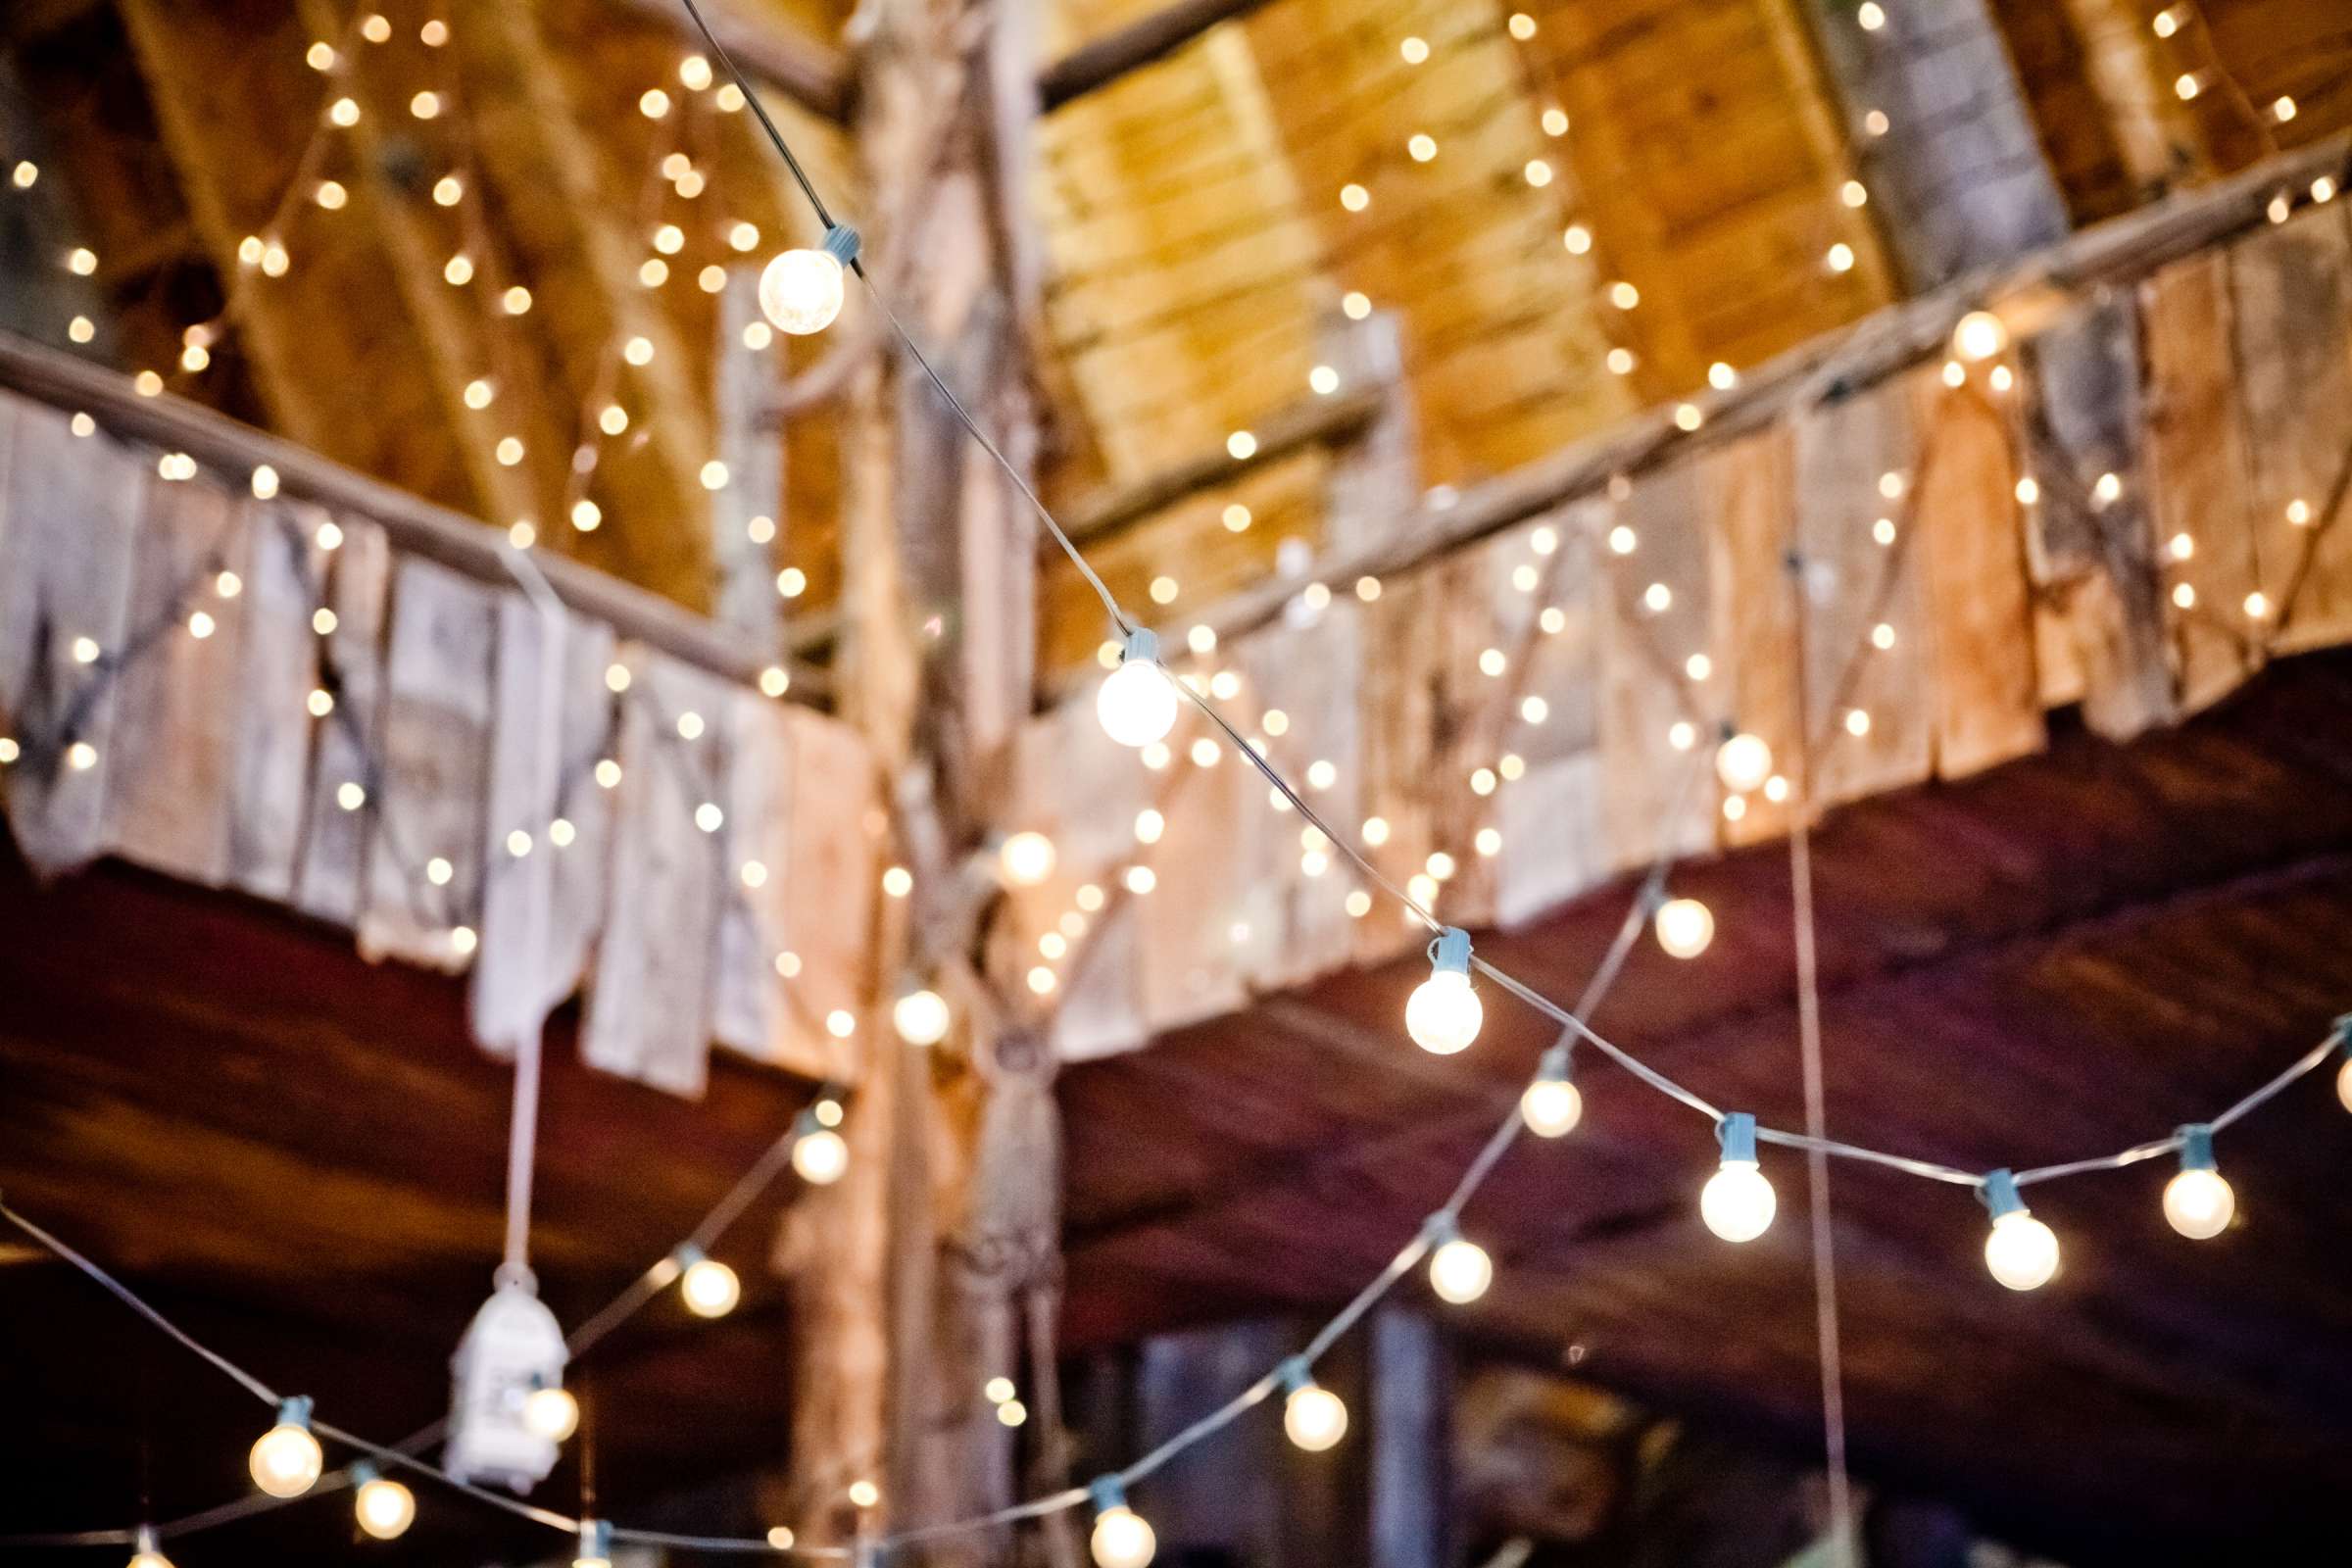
top-left (1058, 648), bottom-right (2352, 1565)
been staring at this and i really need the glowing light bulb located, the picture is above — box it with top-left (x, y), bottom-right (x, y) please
top-left (1405, 928), bottom-right (1483, 1054)
top-left (2338, 1051), bottom-right (2352, 1114)
top-left (352, 1465), bottom-right (416, 1540)
top-left (1980, 1170), bottom-right (2059, 1290)
top-left (1653, 897), bottom-right (1714, 958)
top-left (1424, 1213), bottom-right (1493, 1304)
top-left (1000, 830), bottom-right (1056, 886)
top-left (1700, 1113), bottom-right (1776, 1243)
top-left (1279, 1359), bottom-right (1348, 1451)
top-left (2161, 1125), bottom-right (2233, 1240)
top-left (1715, 731), bottom-right (1772, 793)
top-left (523, 1383), bottom-right (580, 1441)
top-left (1089, 1480), bottom-right (1156, 1568)
top-left (248, 1398), bottom-right (323, 1496)
top-left (758, 227), bottom-right (856, 335)
top-left (127, 1526), bottom-right (173, 1568)
top-left (794, 1114), bottom-right (850, 1186)
top-left (1097, 628), bottom-right (1179, 748)
top-left (894, 988), bottom-right (951, 1046)
top-left (1520, 1045), bottom-right (1582, 1138)
top-left (1952, 310), bottom-right (2009, 363)
top-left (676, 1247), bottom-right (743, 1317)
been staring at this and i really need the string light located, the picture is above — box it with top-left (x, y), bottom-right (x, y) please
top-left (1278, 1358), bottom-right (1348, 1451)
top-left (2161, 1124), bottom-right (2234, 1240)
top-left (792, 1107), bottom-right (850, 1186)
top-left (1423, 1212), bottom-right (1493, 1304)
top-left (1520, 1044), bottom-right (1583, 1138)
top-left (674, 1245), bottom-right (742, 1317)
top-left (1405, 927), bottom-right (1482, 1054)
top-left (1097, 628), bottom-right (1179, 747)
top-left (248, 1397), bottom-right (323, 1497)
top-left (1088, 1478), bottom-right (1155, 1568)
top-left (1653, 896), bottom-right (1714, 958)
top-left (759, 226), bottom-right (858, 335)
top-left (893, 988), bottom-right (951, 1046)
top-left (1715, 730), bottom-right (1772, 793)
top-left (522, 1381), bottom-right (580, 1442)
top-left (350, 1463), bottom-right (416, 1540)
top-left (1980, 1170), bottom-right (2059, 1290)
top-left (1700, 1114), bottom-right (1775, 1242)
top-left (1952, 310), bottom-right (2008, 362)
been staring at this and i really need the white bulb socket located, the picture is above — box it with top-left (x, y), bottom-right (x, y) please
top-left (2161, 1124), bottom-right (2234, 1241)
top-left (249, 1396), bottom-right (324, 1497)
top-left (1278, 1358), bottom-right (1348, 1451)
top-left (1980, 1169), bottom-right (2059, 1290)
top-left (1097, 628), bottom-right (1180, 748)
top-left (1405, 927), bottom-right (1484, 1054)
top-left (1520, 1045), bottom-right (1583, 1138)
top-left (1089, 1478), bottom-right (1156, 1568)
top-left (1699, 1113), bottom-right (1776, 1243)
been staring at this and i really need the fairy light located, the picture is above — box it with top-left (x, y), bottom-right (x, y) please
top-left (2161, 1124), bottom-right (2234, 1239)
top-left (1089, 1479), bottom-right (1155, 1568)
top-left (1700, 1114), bottom-right (1775, 1242)
top-left (674, 1245), bottom-right (742, 1317)
top-left (1521, 1044), bottom-right (1583, 1137)
top-left (1278, 1358), bottom-right (1348, 1450)
top-left (1980, 1170), bottom-right (2059, 1290)
top-left (248, 1398), bottom-right (323, 1497)
top-left (1654, 897), bottom-right (1714, 958)
top-left (1405, 928), bottom-right (1482, 1054)
top-left (351, 1464), bottom-right (416, 1540)
top-left (759, 226), bottom-right (858, 335)
top-left (1423, 1212), bottom-right (1492, 1303)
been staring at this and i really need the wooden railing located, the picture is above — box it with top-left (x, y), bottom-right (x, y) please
top-left (0, 335), bottom-right (881, 1098)
top-left (993, 135), bottom-right (2352, 1063)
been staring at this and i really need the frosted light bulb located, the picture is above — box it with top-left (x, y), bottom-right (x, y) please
top-left (2161, 1125), bottom-right (2233, 1240)
top-left (352, 1466), bottom-right (416, 1540)
top-left (759, 225), bottom-right (857, 335)
top-left (249, 1398), bottom-right (323, 1497)
top-left (1278, 1360), bottom-right (1348, 1451)
top-left (1423, 1213), bottom-right (1493, 1304)
top-left (1520, 1046), bottom-right (1582, 1138)
top-left (1715, 731), bottom-right (1772, 793)
top-left (1097, 629), bottom-right (1179, 748)
top-left (894, 988), bottom-right (951, 1046)
top-left (1952, 310), bottom-right (2009, 363)
top-left (1405, 928), bottom-right (1483, 1054)
top-left (1653, 896), bottom-right (1714, 958)
top-left (678, 1250), bottom-right (743, 1317)
top-left (1089, 1480), bottom-right (1156, 1568)
top-left (1000, 831), bottom-right (1056, 887)
top-left (793, 1115), bottom-right (850, 1186)
top-left (523, 1383), bottom-right (580, 1441)
top-left (1699, 1114), bottom-right (1776, 1243)
top-left (1980, 1170), bottom-right (2059, 1290)
top-left (2337, 1049), bottom-right (2352, 1114)
top-left (127, 1526), bottom-right (173, 1568)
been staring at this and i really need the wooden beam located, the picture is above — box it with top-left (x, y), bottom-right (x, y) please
top-left (1037, 0), bottom-right (1277, 112)
top-left (610, 0), bottom-right (854, 123)
top-left (1181, 130), bottom-right (2352, 650)
top-left (0, 329), bottom-right (821, 693)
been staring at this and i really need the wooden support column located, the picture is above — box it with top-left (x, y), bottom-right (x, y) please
top-left (785, 0), bottom-right (1062, 1560)
top-left (713, 267), bottom-right (787, 658)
